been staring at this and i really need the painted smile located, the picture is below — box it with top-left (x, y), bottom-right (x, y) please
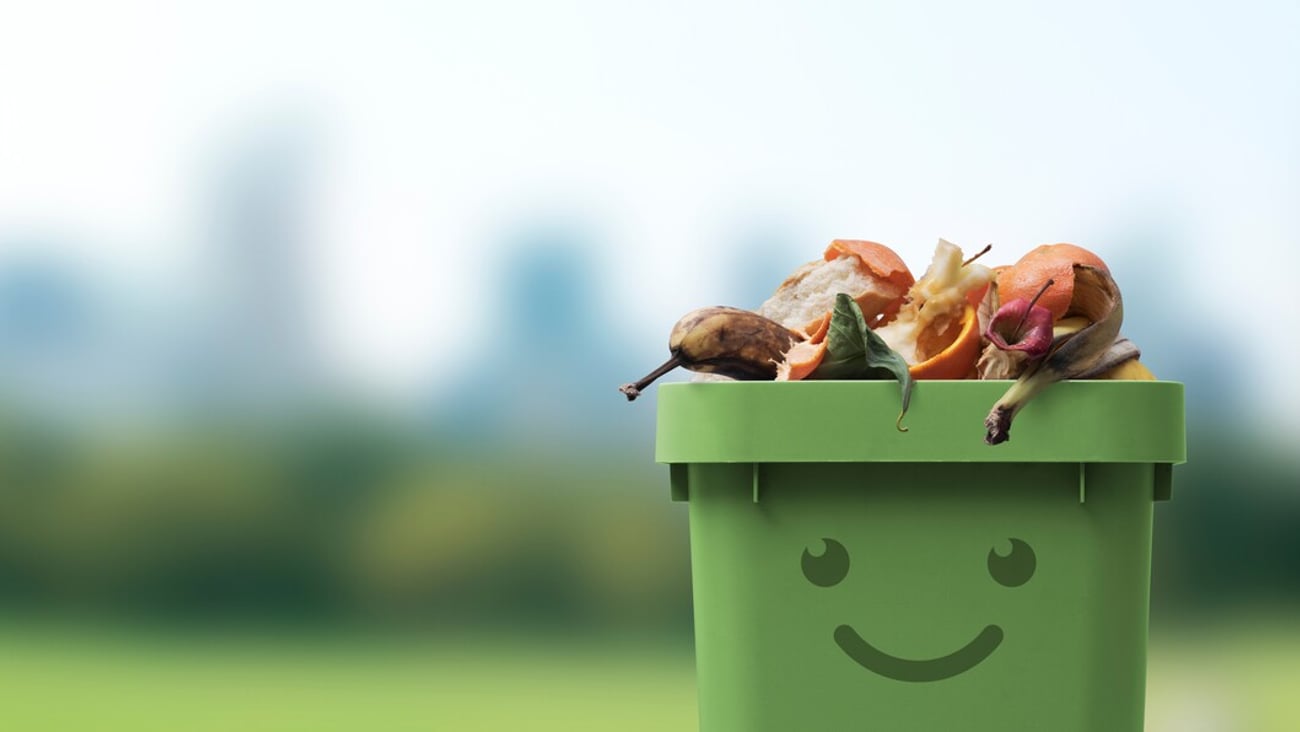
top-left (833, 624), bottom-right (1004, 682)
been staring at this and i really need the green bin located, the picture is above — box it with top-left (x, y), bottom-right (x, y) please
top-left (657, 380), bottom-right (1185, 732)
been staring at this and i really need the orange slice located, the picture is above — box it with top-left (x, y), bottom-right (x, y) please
top-left (907, 303), bottom-right (981, 380)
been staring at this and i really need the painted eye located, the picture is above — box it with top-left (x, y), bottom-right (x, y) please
top-left (802, 538), bottom-right (850, 587)
top-left (988, 538), bottom-right (1036, 587)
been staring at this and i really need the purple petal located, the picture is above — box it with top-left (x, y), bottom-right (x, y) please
top-left (985, 299), bottom-right (1054, 358)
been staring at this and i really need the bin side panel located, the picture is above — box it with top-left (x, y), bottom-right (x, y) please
top-left (687, 462), bottom-right (1153, 732)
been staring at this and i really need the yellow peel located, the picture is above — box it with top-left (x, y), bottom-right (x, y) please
top-left (1098, 359), bottom-right (1156, 380)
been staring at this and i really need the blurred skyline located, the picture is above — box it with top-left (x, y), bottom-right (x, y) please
top-left (3, 1), bottom-right (1299, 429)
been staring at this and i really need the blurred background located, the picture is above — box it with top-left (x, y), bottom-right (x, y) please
top-left (1, 2), bottom-right (1297, 730)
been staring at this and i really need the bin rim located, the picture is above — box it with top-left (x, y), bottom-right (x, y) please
top-left (654, 380), bottom-right (1185, 465)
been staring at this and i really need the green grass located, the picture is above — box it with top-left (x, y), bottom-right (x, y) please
top-left (0, 621), bottom-right (1297, 731)
top-left (0, 626), bottom-right (697, 732)
top-left (1147, 621), bottom-right (1300, 731)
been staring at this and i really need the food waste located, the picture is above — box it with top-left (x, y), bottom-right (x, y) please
top-left (619, 239), bottom-right (1154, 444)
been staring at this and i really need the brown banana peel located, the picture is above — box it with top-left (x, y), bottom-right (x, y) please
top-left (620, 307), bottom-right (798, 401)
top-left (1075, 337), bottom-right (1141, 379)
top-left (984, 264), bottom-right (1123, 445)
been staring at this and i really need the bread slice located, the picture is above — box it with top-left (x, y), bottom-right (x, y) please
top-left (759, 240), bottom-right (913, 335)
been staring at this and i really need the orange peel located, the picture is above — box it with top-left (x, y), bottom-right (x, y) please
top-left (997, 244), bottom-right (1109, 321)
top-left (907, 304), bottom-right (982, 380)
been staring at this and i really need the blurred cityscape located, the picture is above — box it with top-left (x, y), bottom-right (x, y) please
top-left (0, 122), bottom-right (693, 635)
top-left (1, 120), bottom-right (1296, 640)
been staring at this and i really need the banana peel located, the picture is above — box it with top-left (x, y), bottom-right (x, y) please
top-left (620, 307), bottom-right (798, 401)
top-left (1097, 358), bottom-right (1156, 380)
top-left (984, 264), bottom-right (1123, 444)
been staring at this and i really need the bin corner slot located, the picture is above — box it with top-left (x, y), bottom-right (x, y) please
top-left (670, 464), bottom-right (689, 502)
top-left (1154, 463), bottom-right (1173, 502)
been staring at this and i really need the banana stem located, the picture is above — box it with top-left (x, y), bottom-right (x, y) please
top-left (984, 362), bottom-right (1060, 444)
top-left (620, 355), bottom-right (683, 401)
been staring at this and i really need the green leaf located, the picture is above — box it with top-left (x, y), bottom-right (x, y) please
top-left (813, 293), bottom-right (914, 430)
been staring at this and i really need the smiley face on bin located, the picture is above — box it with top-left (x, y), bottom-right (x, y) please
top-left (801, 538), bottom-right (1036, 682)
